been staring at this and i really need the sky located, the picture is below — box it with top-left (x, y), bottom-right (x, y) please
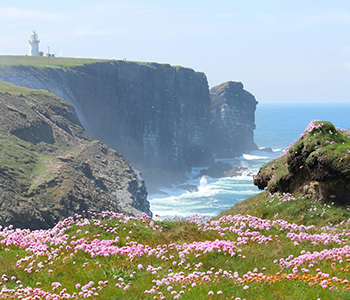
top-left (1, 0), bottom-right (350, 103)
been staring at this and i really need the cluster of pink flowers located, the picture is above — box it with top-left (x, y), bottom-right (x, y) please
top-left (299, 120), bottom-right (324, 139)
top-left (266, 192), bottom-right (299, 204)
top-left (0, 210), bottom-right (349, 298)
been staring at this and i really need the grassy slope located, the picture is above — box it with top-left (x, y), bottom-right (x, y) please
top-left (0, 203), bottom-right (349, 299)
top-left (0, 81), bottom-right (88, 199)
top-left (217, 192), bottom-right (350, 228)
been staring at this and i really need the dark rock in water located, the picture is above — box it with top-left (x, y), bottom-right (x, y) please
top-left (258, 147), bottom-right (274, 153)
top-left (210, 81), bottom-right (258, 158)
top-left (194, 161), bottom-right (253, 179)
top-left (178, 184), bottom-right (199, 192)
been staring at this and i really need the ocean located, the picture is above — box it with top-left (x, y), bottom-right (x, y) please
top-left (148, 103), bottom-right (350, 219)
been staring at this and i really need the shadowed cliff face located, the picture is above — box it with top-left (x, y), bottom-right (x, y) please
top-left (65, 62), bottom-right (213, 172)
top-left (0, 61), bottom-right (257, 186)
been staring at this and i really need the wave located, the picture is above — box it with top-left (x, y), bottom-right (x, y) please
top-left (148, 148), bottom-right (282, 219)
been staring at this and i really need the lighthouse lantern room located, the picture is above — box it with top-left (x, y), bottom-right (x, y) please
top-left (29, 30), bottom-right (40, 56)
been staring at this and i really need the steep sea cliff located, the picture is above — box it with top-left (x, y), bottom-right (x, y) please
top-left (0, 59), bottom-right (257, 187)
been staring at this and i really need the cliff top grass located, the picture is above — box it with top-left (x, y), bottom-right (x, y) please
top-left (0, 55), bottom-right (109, 68)
top-left (0, 55), bottom-right (178, 70)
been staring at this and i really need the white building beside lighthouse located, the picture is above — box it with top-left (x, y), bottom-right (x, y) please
top-left (29, 30), bottom-right (40, 56)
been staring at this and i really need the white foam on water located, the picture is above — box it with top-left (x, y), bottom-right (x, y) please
top-left (148, 150), bottom-right (280, 220)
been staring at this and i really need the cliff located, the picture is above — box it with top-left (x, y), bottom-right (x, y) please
top-left (0, 83), bottom-right (151, 229)
top-left (209, 81), bottom-right (258, 157)
top-left (0, 57), bottom-right (258, 186)
top-left (253, 120), bottom-right (350, 205)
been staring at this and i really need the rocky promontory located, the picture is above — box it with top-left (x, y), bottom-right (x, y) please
top-left (0, 84), bottom-right (151, 229)
top-left (254, 120), bottom-right (350, 205)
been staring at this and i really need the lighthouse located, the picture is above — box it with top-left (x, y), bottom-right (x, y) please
top-left (29, 30), bottom-right (40, 56)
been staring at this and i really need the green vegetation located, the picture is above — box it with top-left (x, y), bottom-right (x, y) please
top-left (289, 121), bottom-right (350, 175)
top-left (254, 120), bottom-right (350, 192)
top-left (0, 201), bottom-right (349, 299)
top-left (0, 81), bottom-right (39, 95)
top-left (0, 55), bottom-right (172, 70)
top-left (0, 135), bottom-right (40, 189)
top-left (0, 134), bottom-right (65, 195)
top-left (217, 191), bottom-right (350, 227)
top-left (0, 55), bottom-right (109, 68)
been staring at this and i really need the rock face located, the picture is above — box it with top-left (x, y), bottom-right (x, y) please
top-left (0, 60), bottom-right (258, 186)
top-left (210, 81), bottom-right (258, 158)
top-left (0, 89), bottom-right (151, 229)
top-left (254, 120), bottom-right (350, 205)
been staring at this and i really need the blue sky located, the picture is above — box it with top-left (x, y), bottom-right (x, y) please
top-left (1, 0), bottom-right (350, 103)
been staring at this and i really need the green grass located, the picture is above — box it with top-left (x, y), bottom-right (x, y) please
top-left (0, 134), bottom-right (65, 195)
top-left (0, 55), bottom-right (173, 70)
top-left (217, 191), bottom-right (350, 227)
top-left (0, 199), bottom-right (349, 299)
top-left (0, 55), bottom-right (109, 68)
top-left (0, 81), bottom-right (40, 95)
top-left (0, 135), bottom-right (39, 187)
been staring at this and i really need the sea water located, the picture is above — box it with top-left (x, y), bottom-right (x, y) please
top-left (148, 103), bottom-right (350, 219)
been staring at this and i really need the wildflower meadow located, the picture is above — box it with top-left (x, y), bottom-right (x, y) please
top-left (0, 193), bottom-right (350, 299)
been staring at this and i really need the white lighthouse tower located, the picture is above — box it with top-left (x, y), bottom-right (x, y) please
top-left (29, 30), bottom-right (40, 56)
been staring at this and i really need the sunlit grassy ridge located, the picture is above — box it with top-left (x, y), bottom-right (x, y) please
top-left (0, 56), bottom-right (108, 68)
top-left (0, 200), bottom-right (349, 299)
top-left (0, 55), bottom-right (171, 70)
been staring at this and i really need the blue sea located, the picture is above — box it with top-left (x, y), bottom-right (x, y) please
top-left (148, 103), bottom-right (350, 219)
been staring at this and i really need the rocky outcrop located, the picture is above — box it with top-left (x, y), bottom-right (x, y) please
top-left (0, 89), bottom-right (151, 229)
top-left (254, 120), bottom-right (350, 205)
top-left (0, 60), bottom-right (258, 187)
top-left (210, 81), bottom-right (258, 158)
